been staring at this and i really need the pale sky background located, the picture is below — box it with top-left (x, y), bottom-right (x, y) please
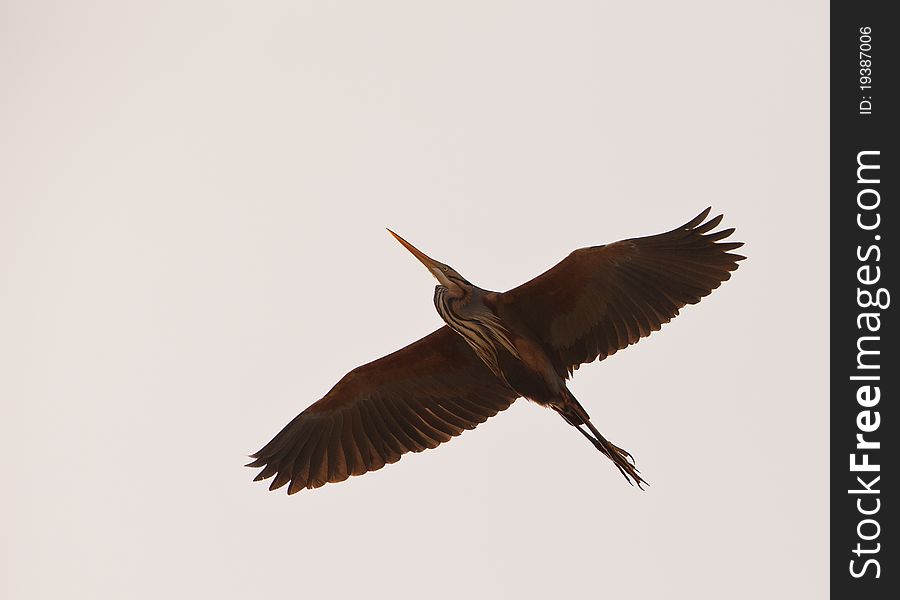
top-left (2, 2), bottom-right (827, 598)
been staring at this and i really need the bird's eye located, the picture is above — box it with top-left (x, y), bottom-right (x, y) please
top-left (442, 266), bottom-right (449, 272)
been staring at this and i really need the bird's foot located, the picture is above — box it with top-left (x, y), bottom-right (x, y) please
top-left (600, 439), bottom-right (647, 489)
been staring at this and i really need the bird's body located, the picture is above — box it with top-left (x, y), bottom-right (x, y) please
top-left (430, 269), bottom-right (650, 484)
top-left (248, 208), bottom-right (744, 492)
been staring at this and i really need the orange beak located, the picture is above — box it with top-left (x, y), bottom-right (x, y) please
top-left (387, 229), bottom-right (445, 274)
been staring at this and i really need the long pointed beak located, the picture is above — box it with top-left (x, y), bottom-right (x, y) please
top-left (386, 229), bottom-right (443, 273)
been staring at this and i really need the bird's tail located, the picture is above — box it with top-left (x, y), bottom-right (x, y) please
top-left (555, 391), bottom-right (647, 489)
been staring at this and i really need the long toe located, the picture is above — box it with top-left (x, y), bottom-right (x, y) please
top-left (610, 445), bottom-right (647, 488)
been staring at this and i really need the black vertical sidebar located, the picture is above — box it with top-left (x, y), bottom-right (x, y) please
top-left (831, 2), bottom-right (896, 597)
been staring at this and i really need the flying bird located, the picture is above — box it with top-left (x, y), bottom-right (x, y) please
top-left (248, 208), bottom-right (744, 492)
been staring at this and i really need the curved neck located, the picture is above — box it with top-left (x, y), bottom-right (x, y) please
top-left (433, 286), bottom-right (520, 380)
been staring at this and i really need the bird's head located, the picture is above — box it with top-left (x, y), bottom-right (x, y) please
top-left (387, 229), bottom-right (472, 296)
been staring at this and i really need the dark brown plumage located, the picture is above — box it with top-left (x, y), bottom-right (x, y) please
top-left (248, 208), bottom-right (744, 493)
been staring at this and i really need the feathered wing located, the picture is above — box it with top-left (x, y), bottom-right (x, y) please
top-left (248, 327), bottom-right (518, 493)
top-left (496, 208), bottom-right (745, 378)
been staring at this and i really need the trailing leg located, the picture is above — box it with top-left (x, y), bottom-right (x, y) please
top-left (554, 395), bottom-right (647, 488)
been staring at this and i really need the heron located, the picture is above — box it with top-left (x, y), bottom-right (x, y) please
top-left (248, 208), bottom-right (744, 492)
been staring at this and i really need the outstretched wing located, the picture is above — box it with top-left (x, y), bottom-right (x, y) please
top-left (248, 327), bottom-right (518, 493)
top-left (496, 208), bottom-right (745, 378)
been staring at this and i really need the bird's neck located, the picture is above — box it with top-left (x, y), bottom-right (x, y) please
top-left (433, 286), bottom-right (520, 381)
top-left (433, 284), bottom-right (477, 316)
